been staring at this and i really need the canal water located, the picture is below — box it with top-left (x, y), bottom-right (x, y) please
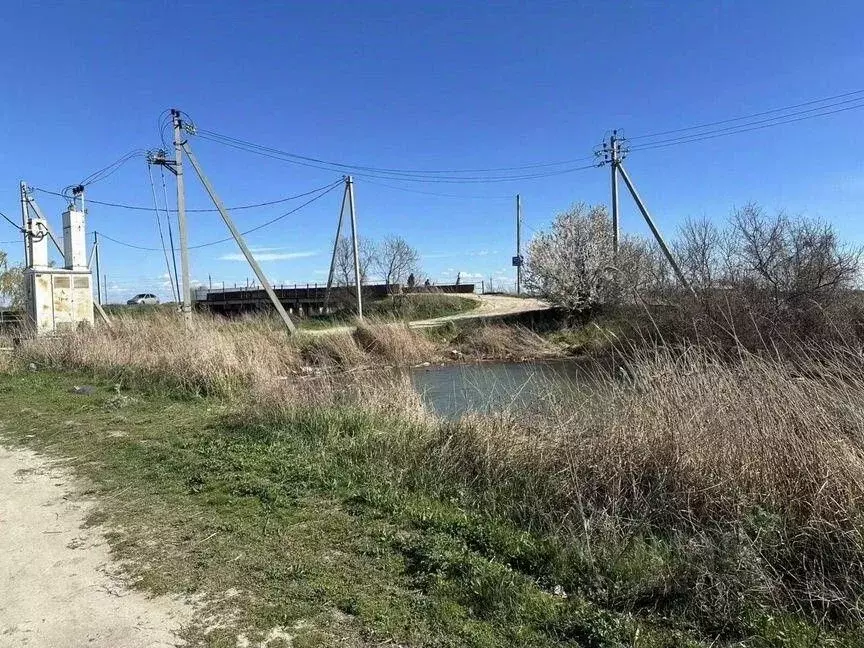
top-left (410, 359), bottom-right (602, 419)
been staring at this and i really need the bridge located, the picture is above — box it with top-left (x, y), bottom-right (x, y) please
top-left (193, 282), bottom-right (475, 316)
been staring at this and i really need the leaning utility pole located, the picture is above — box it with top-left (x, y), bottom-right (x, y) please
top-left (599, 131), bottom-right (693, 294)
top-left (515, 194), bottom-right (522, 295)
top-left (346, 176), bottom-right (363, 320)
top-left (180, 138), bottom-right (297, 334)
top-left (616, 163), bottom-right (693, 294)
top-left (172, 109), bottom-right (192, 325)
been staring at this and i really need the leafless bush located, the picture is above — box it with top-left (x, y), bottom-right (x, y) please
top-left (666, 205), bottom-right (864, 346)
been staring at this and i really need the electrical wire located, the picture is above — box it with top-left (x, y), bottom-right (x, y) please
top-left (96, 180), bottom-right (342, 252)
top-left (194, 130), bottom-right (598, 183)
top-left (190, 89), bottom-right (864, 180)
top-left (0, 211), bottom-right (24, 233)
top-left (359, 177), bottom-right (513, 199)
top-left (80, 150), bottom-right (147, 186)
top-left (629, 88), bottom-right (864, 141)
top-left (160, 165), bottom-right (181, 300)
top-left (196, 127), bottom-right (597, 176)
top-left (30, 180), bottom-right (342, 212)
top-left (628, 100), bottom-right (864, 152)
top-left (147, 163), bottom-right (180, 302)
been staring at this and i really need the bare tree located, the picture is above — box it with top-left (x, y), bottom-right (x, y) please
top-left (374, 236), bottom-right (420, 287)
top-left (728, 204), bottom-right (860, 306)
top-left (675, 216), bottom-right (722, 291)
top-left (334, 236), bottom-right (376, 286)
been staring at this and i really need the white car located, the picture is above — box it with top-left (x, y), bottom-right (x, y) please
top-left (126, 293), bottom-right (159, 306)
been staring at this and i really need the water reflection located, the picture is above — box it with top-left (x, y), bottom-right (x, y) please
top-left (411, 359), bottom-right (599, 419)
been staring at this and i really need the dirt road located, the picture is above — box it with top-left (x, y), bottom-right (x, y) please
top-left (0, 446), bottom-right (189, 648)
top-left (308, 293), bottom-right (549, 335)
top-left (408, 293), bottom-right (548, 328)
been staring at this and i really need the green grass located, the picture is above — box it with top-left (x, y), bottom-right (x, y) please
top-left (367, 294), bottom-right (479, 320)
top-left (0, 368), bottom-right (860, 647)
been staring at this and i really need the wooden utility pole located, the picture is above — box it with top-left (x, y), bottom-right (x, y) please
top-left (172, 109), bottom-right (192, 325)
top-left (346, 176), bottom-right (363, 320)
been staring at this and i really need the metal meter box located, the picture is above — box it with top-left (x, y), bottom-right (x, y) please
top-left (24, 268), bottom-right (94, 335)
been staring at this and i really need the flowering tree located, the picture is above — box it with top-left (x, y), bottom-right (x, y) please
top-left (524, 203), bottom-right (659, 310)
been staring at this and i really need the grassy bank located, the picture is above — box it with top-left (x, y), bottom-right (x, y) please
top-left (17, 311), bottom-right (559, 397)
top-left (4, 318), bottom-right (864, 645)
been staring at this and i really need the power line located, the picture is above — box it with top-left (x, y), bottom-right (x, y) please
top-left (629, 100), bottom-right (864, 152)
top-left (96, 180), bottom-right (342, 252)
top-left (191, 89), bottom-right (864, 182)
top-left (30, 180), bottom-right (342, 213)
top-left (629, 88), bottom-right (864, 142)
top-left (194, 130), bottom-right (597, 183)
top-left (80, 150), bottom-right (147, 186)
top-left (0, 211), bottom-right (24, 233)
top-left (196, 127), bottom-right (597, 177)
top-left (360, 177), bottom-right (513, 199)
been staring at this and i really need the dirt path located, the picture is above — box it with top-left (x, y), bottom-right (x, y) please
top-left (408, 293), bottom-right (549, 328)
top-left (0, 446), bottom-right (189, 648)
top-left (308, 293), bottom-right (549, 335)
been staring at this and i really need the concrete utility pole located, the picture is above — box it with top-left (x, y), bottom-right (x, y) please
top-left (172, 109), bottom-right (192, 325)
top-left (616, 162), bottom-right (694, 295)
top-left (346, 176), bottom-right (363, 319)
top-left (181, 140), bottom-right (297, 334)
top-left (598, 130), bottom-right (693, 294)
top-left (515, 194), bottom-right (522, 295)
top-left (610, 132), bottom-right (620, 256)
top-left (324, 178), bottom-right (349, 311)
top-left (94, 232), bottom-right (101, 305)
top-left (20, 182), bottom-right (30, 267)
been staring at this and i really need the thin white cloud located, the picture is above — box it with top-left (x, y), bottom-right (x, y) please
top-left (422, 249), bottom-right (500, 260)
top-left (218, 251), bottom-right (318, 262)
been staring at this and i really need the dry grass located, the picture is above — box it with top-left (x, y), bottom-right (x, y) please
top-left (14, 308), bottom-right (864, 631)
top-left (353, 320), bottom-right (437, 364)
top-left (454, 324), bottom-right (555, 359)
top-left (419, 343), bottom-right (864, 624)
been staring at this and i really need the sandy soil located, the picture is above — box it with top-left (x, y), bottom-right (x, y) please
top-left (0, 446), bottom-right (189, 648)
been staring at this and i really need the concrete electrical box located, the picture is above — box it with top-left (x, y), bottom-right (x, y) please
top-left (23, 203), bottom-right (94, 335)
top-left (24, 269), bottom-right (94, 335)
top-left (62, 209), bottom-right (87, 269)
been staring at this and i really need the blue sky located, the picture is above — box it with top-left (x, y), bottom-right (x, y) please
top-left (2, 0), bottom-right (863, 301)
